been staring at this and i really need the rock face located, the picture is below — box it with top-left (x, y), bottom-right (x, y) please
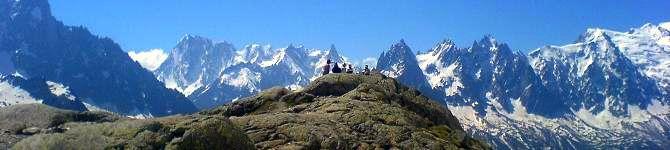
top-left (416, 37), bottom-right (558, 117)
top-left (203, 73), bottom-right (489, 149)
top-left (154, 35), bottom-right (237, 97)
top-left (376, 39), bottom-right (439, 102)
top-left (0, 0), bottom-right (198, 117)
top-left (1, 104), bottom-right (254, 150)
top-left (1, 75), bottom-right (87, 111)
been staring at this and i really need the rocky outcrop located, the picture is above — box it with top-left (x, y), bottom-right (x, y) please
top-left (1, 104), bottom-right (253, 150)
top-left (204, 73), bottom-right (489, 149)
top-left (12, 115), bottom-right (254, 150)
top-left (3, 73), bottom-right (487, 149)
top-left (0, 104), bottom-right (119, 149)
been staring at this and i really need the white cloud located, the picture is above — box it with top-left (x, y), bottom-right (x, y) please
top-left (346, 57), bottom-right (378, 69)
top-left (361, 57), bottom-right (377, 66)
top-left (128, 49), bottom-right (168, 71)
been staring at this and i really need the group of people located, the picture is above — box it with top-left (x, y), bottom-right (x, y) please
top-left (322, 59), bottom-right (371, 75)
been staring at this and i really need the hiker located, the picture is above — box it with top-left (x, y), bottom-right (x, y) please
top-left (322, 59), bottom-right (331, 75)
top-left (346, 64), bottom-right (354, 74)
top-left (342, 63), bottom-right (348, 73)
top-left (332, 62), bottom-right (343, 73)
top-left (363, 65), bottom-right (370, 75)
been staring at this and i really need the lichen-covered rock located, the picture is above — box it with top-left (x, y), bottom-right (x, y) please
top-left (0, 104), bottom-right (119, 134)
top-left (206, 73), bottom-right (490, 149)
top-left (11, 115), bottom-right (254, 150)
top-left (0, 104), bottom-right (119, 149)
top-left (166, 116), bottom-right (255, 149)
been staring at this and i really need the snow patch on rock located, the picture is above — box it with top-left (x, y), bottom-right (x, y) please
top-left (220, 68), bottom-right (261, 90)
top-left (0, 80), bottom-right (40, 107)
top-left (46, 81), bottom-right (76, 101)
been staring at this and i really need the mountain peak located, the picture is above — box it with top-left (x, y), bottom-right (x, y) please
top-left (284, 44), bottom-right (306, 52)
top-left (326, 44), bottom-right (340, 59)
top-left (328, 44), bottom-right (337, 52)
top-left (243, 43), bottom-right (271, 51)
top-left (4, 0), bottom-right (53, 23)
top-left (535, 28), bottom-right (622, 62)
top-left (214, 40), bottom-right (233, 47)
top-left (389, 39), bottom-right (412, 54)
top-left (238, 43), bottom-right (271, 60)
top-left (394, 39), bottom-right (408, 47)
top-left (428, 39), bottom-right (457, 54)
top-left (478, 35), bottom-right (497, 47)
top-left (440, 39), bottom-right (455, 45)
top-left (660, 22), bottom-right (670, 31)
top-left (2, 0), bottom-right (198, 117)
top-left (640, 23), bottom-right (656, 29)
top-left (580, 28), bottom-right (614, 43)
top-left (632, 22), bottom-right (670, 39)
top-left (178, 34), bottom-right (209, 43)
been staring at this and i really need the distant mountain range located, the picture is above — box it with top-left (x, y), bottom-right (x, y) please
top-left (0, 0), bottom-right (197, 117)
top-left (137, 22), bottom-right (669, 148)
top-left (379, 23), bottom-right (670, 149)
top-left (152, 35), bottom-right (349, 109)
top-left (3, 0), bottom-right (670, 149)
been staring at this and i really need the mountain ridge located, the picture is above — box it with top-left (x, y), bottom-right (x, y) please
top-left (153, 34), bottom-right (353, 109)
top-left (0, 0), bottom-right (198, 117)
top-left (380, 22), bottom-right (670, 149)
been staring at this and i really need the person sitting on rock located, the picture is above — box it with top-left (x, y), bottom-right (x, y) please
top-left (332, 62), bottom-right (343, 73)
top-left (363, 65), bottom-right (371, 75)
top-left (346, 64), bottom-right (354, 74)
top-left (322, 59), bottom-right (331, 75)
top-left (342, 63), bottom-right (348, 73)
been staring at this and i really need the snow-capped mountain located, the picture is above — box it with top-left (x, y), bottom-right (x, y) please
top-left (377, 39), bottom-right (429, 85)
top-left (379, 22), bottom-right (670, 149)
top-left (234, 43), bottom-right (273, 64)
top-left (530, 28), bottom-right (662, 117)
top-left (376, 39), bottom-right (440, 101)
top-left (416, 37), bottom-right (560, 116)
top-left (192, 44), bottom-right (349, 109)
top-left (153, 35), bottom-right (349, 109)
top-left (155, 35), bottom-right (237, 96)
top-left (602, 23), bottom-right (670, 93)
top-left (0, 0), bottom-right (197, 117)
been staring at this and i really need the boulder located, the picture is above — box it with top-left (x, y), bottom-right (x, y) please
top-left (20, 127), bottom-right (41, 135)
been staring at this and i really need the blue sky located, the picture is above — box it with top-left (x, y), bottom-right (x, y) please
top-left (48, 0), bottom-right (669, 61)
